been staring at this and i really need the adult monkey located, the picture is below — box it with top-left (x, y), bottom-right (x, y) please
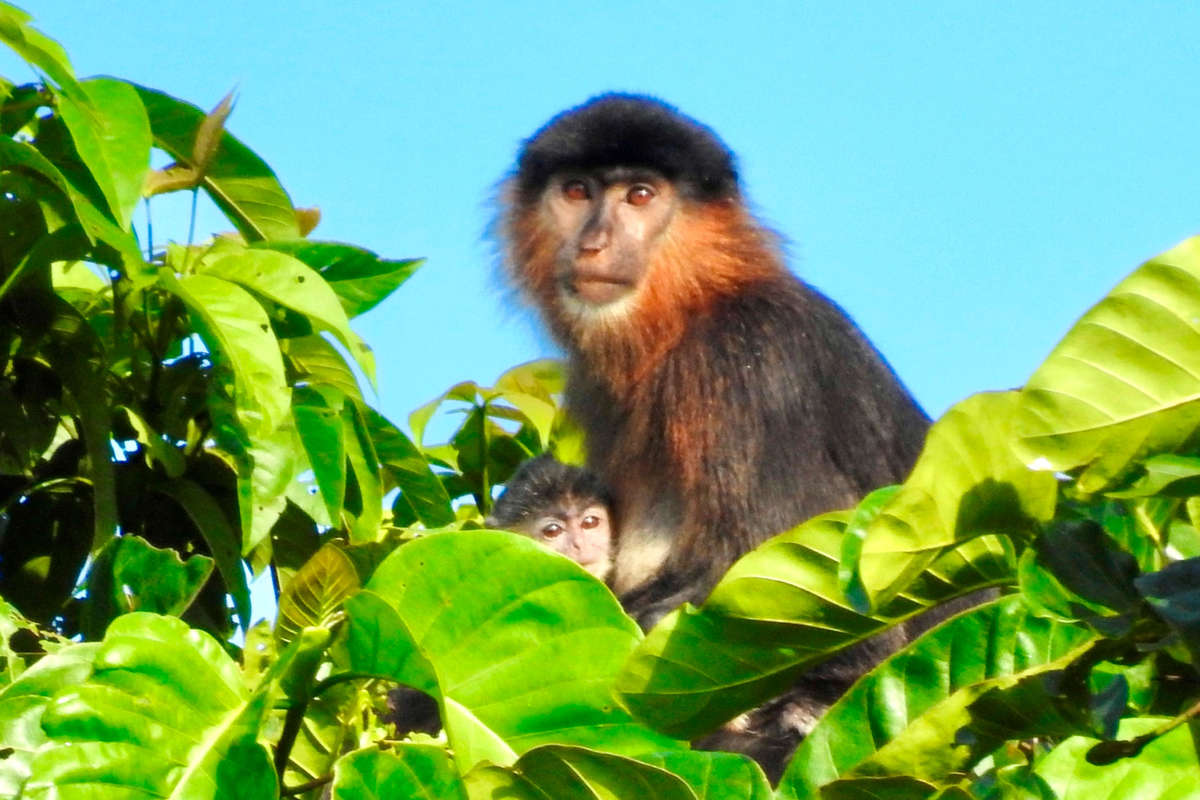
top-left (501, 93), bottom-right (930, 630)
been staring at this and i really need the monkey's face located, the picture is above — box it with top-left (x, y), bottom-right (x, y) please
top-left (541, 169), bottom-right (679, 313)
top-left (517, 502), bottom-right (612, 579)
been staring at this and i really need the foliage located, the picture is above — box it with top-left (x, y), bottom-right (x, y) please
top-left (2, 5), bottom-right (1200, 799)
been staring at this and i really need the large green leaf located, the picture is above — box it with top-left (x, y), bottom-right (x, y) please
top-left (1035, 717), bottom-right (1199, 800)
top-left (282, 333), bottom-right (363, 401)
top-left (0, 643), bottom-right (97, 797)
top-left (777, 596), bottom-right (1096, 799)
top-left (255, 240), bottom-right (422, 318)
top-left (464, 746), bottom-right (697, 800)
top-left (343, 401), bottom-right (383, 542)
top-left (859, 392), bottom-right (1058, 605)
top-left (80, 535), bottom-right (214, 639)
top-left (617, 514), bottom-right (1014, 740)
top-left (132, 85), bottom-right (300, 241)
top-left (349, 531), bottom-right (678, 772)
top-left (21, 614), bottom-right (278, 799)
top-left (332, 745), bottom-right (466, 800)
top-left (160, 270), bottom-right (289, 437)
top-left (202, 248), bottom-right (375, 384)
top-left (1016, 235), bottom-right (1200, 491)
top-left (53, 78), bottom-right (150, 230)
top-left (638, 751), bottom-right (771, 800)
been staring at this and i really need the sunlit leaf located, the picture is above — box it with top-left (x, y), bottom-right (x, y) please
top-left (777, 596), bottom-right (1096, 798)
top-left (363, 406), bottom-right (454, 528)
top-left (133, 84), bottom-right (300, 241)
top-left (276, 544), bottom-right (360, 647)
top-left (257, 240), bottom-right (422, 317)
top-left (0, 643), bottom-right (97, 797)
top-left (332, 744), bottom-right (466, 800)
top-left (22, 614), bottom-right (277, 799)
top-left (0, 4), bottom-right (83, 99)
top-left (619, 511), bottom-right (1014, 739)
top-left (53, 77), bottom-right (150, 230)
top-left (203, 248), bottom-right (375, 384)
top-left (859, 392), bottom-right (1057, 605)
top-left (349, 532), bottom-right (677, 772)
top-left (1016, 235), bottom-right (1200, 491)
top-left (1035, 717), bottom-right (1199, 800)
top-left (160, 271), bottom-right (289, 437)
top-left (638, 750), bottom-right (771, 800)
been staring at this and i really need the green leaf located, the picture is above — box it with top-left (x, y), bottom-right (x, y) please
top-left (238, 415), bottom-right (298, 554)
top-left (0, 3), bottom-right (84, 100)
top-left (283, 333), bottom-right (364, 400)
top-left (618, 512), bottom-right (1015, 740)
top-left (1105, 454), bottom-right (1200, 499)
top-left (202, 248), bottom-right (375, 384)
top-left (160, 270), bottom-right (289, 437)
top-left (1016, 235), bottom-right (1200, 491)
top-left (777, 596), bottom-right (1096, 798)
top-left (350, 531), bottom-right (677, 772)
top-left (53, 77), bottom-right (151, 230)
top-left (859, 392), bottom-right (1058, 605)
top-left (276, 544), bottom-right (360, 647)
top-left (81, 535), bottom-right (214, 638)
top-left (332, 744), bottom-right (466, 800)
top-left (132, 84), bottom-right (300, 241)
top-left (343, 401), bottom-right (383, 542)
top-left (638, 751), bottom-right (771, 800)
top-left (39, 299), bottom-right (118, 552)
top-left (0, 643), bottom-right (98, 797)
top-left (293, 387), bottom-right (347, 526)
top-left (817, 777), bottom-right (970, 800)
top-left (499, 745), bottom-right (697, 800)
top-left (1035, 717), bottom-right (1200, 800)
top-left (22, 614), bottom-right (278, 800)
top-left (363, 406), bottom-right (455, 528)
top-left (152, 478), bottom-right (251, 633)
top-left (256, 240), bottom-right (423, 318)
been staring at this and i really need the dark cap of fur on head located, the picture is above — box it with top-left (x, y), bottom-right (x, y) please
top-left (515, 93), bottom-right (739, 204)
top-left (488, 454), bottom-right (613, 526)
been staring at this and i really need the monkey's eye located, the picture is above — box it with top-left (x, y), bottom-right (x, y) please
top-left (540, 521), bottom-right (565, 538)
top-left (626, 184), bottom-right (655, 206)
top-left (562, 180), bottom-right (590, 201)
top-left (581, 514), bottom-right (601, 529)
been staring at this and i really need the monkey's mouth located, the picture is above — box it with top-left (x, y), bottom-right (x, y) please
top-left (570, 274), bottom-right (633, 305)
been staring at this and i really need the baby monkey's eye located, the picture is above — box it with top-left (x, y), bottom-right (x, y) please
top-left (562, 180), bottom-right (590, 201)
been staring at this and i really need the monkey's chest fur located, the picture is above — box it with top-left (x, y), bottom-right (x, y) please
top-left (563, 277), bottom-right (929, 602)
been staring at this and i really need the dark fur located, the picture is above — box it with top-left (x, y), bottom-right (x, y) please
top-left (487, 454), bottom-right (612, 528)
top-left (515, 94), bottom-right (738, 204)
top-left (505, 95), bottom-right (931, 781)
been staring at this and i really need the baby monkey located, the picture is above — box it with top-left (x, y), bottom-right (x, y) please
top-left (486, 454), bottom-right (614, 580)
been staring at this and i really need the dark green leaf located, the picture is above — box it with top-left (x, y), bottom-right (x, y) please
top-left (1135, 558), bottom-right (1200, 663)
top-left (292, 387), bottom-right (346, 526)
top-left (363, 406), bottom-right (454, 527)
top-left (153, 478), bottom-right (250, 632)
top-left (510, 746), bottom-right (696, 800)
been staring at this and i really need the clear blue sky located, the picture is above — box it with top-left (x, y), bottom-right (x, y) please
top-left (7, 2), bottom-right (1200, 429)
